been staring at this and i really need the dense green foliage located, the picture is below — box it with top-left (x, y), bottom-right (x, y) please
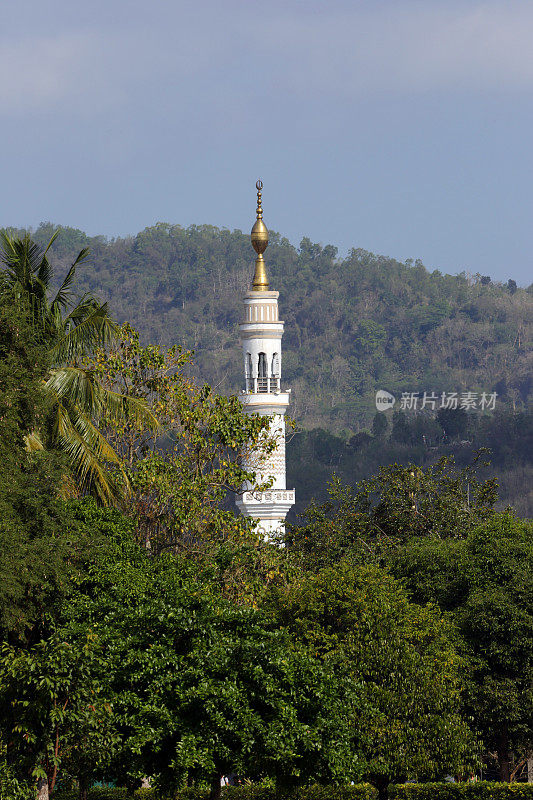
top-left (286, 456), bottom-right (497, 571)
top-left (288, 463), bottom-right (533, 782)
top-left (0, 288), bottom-right (89, 637)
top-left (53, 784), bottom-right (533, 800)
top-left (390, 514), bottom-right (533, 781)
top-left (390, 784), bottom-right (533, 800)
top-left (268, 564), bottom-right (475, 789)
top-left (0, 742), bottom-right (36, 799)
top-left (0, 630), bottom-right (117, 795)
top-left (218, 788), bottom-right (380, 800)
top-left (54, 786), bottom-right (379, 800)
top-left (16, 222), bottom-right (532, 515)
top-left (2, 501), bottom-right (367, 794)
top-left (0, 232), bottom-right (158, 503)
top-left (287, 406), bottom-right (533, 517)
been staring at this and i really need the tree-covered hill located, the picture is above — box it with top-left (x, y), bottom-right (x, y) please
top-left (15, 221), bottom-right (533, 515)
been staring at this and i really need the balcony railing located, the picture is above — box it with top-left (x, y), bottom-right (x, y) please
top-left (245, 377), bottom-right (281, 394)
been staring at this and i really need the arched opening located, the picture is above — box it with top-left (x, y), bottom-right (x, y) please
top-left (246, 353), bottom-right (253, 392)
top-left (271, 353), bottom-right (280, 391)
top-left (257, 352), bottom-right (268, 392)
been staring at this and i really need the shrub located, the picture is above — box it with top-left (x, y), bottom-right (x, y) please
top-left (54, 784), bottom-right (378, 800)
top-left (390, 783), bottom-right (533, 800)
top-left (298, 787), bottom-right (378, 800)
top-left (0, 745), bottom-right (35, 800)
top-left (0, 767), bottom-right (35, 800)
top-left (225, 788), bottom-right (378, 800)
top-left (54, 790), bottom-right (131, 800)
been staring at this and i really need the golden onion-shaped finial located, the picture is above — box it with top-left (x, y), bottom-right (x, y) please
top-left (251, 179), bottom-right (269, 290)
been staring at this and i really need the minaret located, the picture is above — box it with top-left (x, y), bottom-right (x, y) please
top-left (235, 180), bottom-right (295, 537)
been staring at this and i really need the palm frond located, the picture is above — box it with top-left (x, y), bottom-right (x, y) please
top-left (1, 234), bottom-right (51, 328)
top-left (50, 265), bottom-right (75, 312)
top-left (45, 368), bottom-right (103, 417)
top-left (42, 229), bottom-right (60, 255)
top-left (36, 253), bottom-right (52, 290)
top-left (51, 304), bottom-right (117, 364)
top-left (23, 431), bottom-right (45, 451)
top-left (99, 388), bottom-right (160, 430)
top-left (2, 230), bottom-right (140, 506)
top-left (1, 233), bottom-right (47, 280)
top-left (64, 296), bottom-right (103, 328)
top-left (50, 247), bottom-right (90, 313)
top-left (52, 401), bottom-right (129, 504)
top-left (70, 246), bottom-right (90, 267)
top-left (45, 367), bottom-right (159, 429)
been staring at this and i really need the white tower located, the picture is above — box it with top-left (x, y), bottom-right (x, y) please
top-left (235, 181), bottom-right (295, 537)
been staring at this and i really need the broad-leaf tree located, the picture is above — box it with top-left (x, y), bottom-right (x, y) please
top-left (87, 322), bottom-right (194, 465)
top-left (88, 324), bottom-right (276, 562)
top-left (0, 632), bottom-right (117, 800)
top-left (47, 501), bottom-right (362, 797)
top-left (391, 513), bottom-right (533, 781)
top-left (286, 455), bottom-right (498, 570)
top-left (269, 562), bottom-right (477, 794)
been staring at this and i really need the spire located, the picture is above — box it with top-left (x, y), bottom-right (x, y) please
top-left (251, 179), bottom-right (269, 290)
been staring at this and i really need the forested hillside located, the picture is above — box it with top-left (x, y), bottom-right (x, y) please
top-left (19, 222), bottom-right (533, 515)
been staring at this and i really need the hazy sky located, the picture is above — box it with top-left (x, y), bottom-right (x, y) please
top-left (1, 0), bottom-right (532, 284)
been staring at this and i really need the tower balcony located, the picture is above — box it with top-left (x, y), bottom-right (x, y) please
top-left (237, 488), bottom-right (295, 506)
top-left (235, 489), bottom-right (295, 523)
top-left (239, 389), bottom-right (291, 415)
top-left (247, 377), bottom-right (280, 393)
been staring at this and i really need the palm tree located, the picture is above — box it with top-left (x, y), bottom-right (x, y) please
top-left (0, 230), bottom-right (158, 504)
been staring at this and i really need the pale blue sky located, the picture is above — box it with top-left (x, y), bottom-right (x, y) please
top-left (1, 0), bottom-right (532, 284)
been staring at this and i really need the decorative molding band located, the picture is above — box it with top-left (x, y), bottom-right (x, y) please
top-left (239, 490), bottom-right (295, 503)
top-left (239, 322), bottom-right (284, 331)
top-left (239, 331), bottom-right (284, 340)
top-left (244, 291), bottom-right (279, 299)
